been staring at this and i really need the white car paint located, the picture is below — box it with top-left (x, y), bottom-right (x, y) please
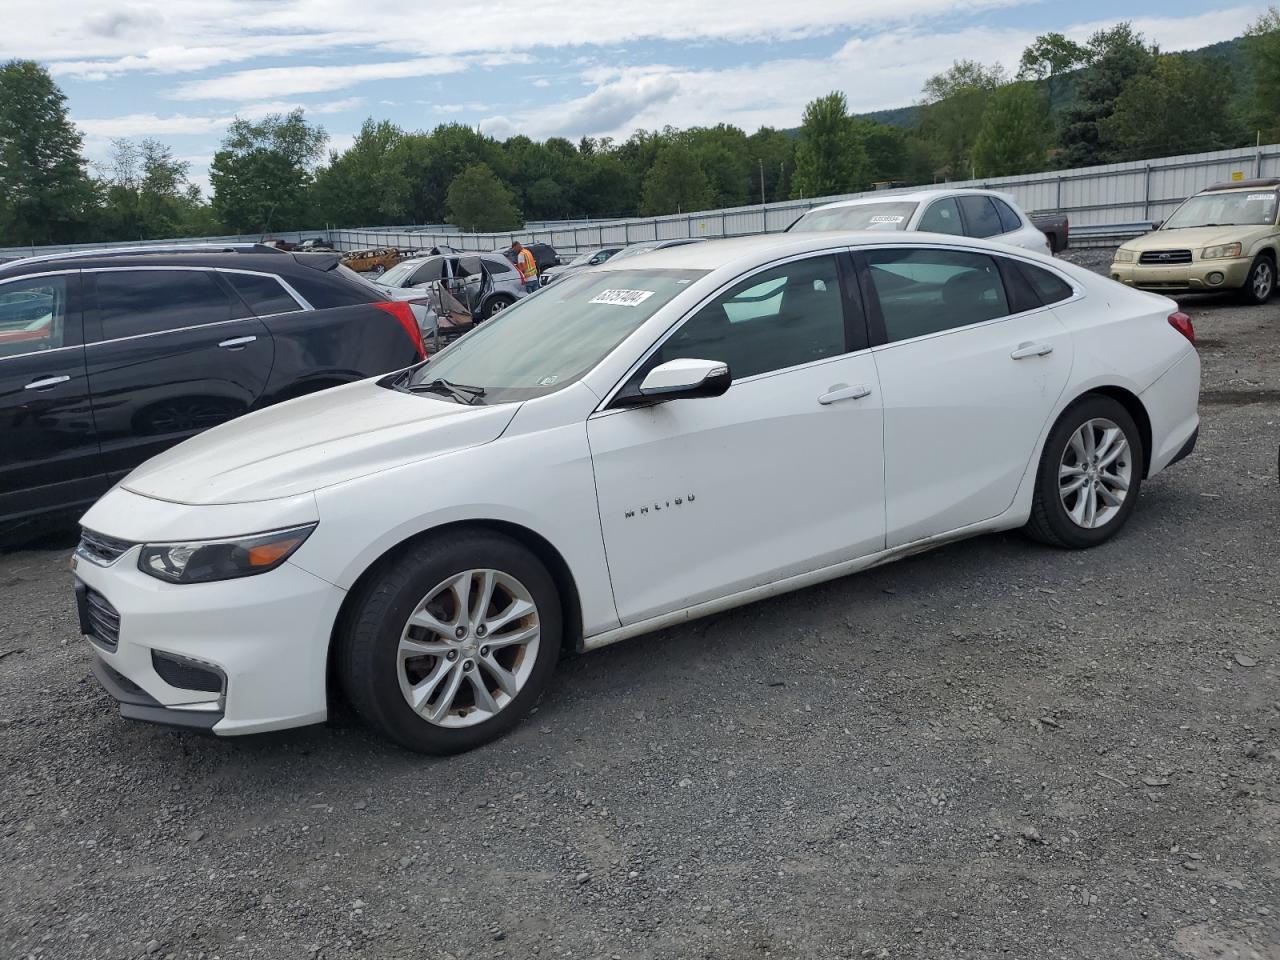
top-left (791, 188), bottom-right (1052, 255)
top-left (74, 232), bottom-right (1199, 737)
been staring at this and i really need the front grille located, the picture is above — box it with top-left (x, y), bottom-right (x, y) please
top-left (84, 588), bottom-right (121, 651)
top-left (1139, 250), bottom-right (1193, 265)
top-left (151, 651), bottom-right (224, 694)
top-left (78, 528), bottom-right (135, 566)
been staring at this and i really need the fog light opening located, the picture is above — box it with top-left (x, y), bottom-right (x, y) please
top-left (1207, 271), bottom-right (1225, 285)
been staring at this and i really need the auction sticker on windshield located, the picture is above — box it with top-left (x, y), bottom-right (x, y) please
top-left (590, 289), bottom-right (656, 307)
top-left (870, 215), bottom-right (905, 224)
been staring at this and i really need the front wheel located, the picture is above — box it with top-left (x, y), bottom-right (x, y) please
top-left (1024, 396), bottom-right (1144, 549)
top-left (337, 531), bottom-right (561, 754)
top-left (1240, 255), bottom-right (1274, 305)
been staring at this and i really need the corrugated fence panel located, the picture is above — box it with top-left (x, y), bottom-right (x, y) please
top-left (10, 144), bottom-right (1280, 260)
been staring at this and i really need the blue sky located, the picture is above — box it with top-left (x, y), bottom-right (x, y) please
top-left (3, 0), bottom-right (1262, 195)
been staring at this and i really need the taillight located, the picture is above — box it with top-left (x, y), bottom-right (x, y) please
top-left (1168, 311), bottom-right (1195, 346)
top-left (373, 300), bottom-right (426, 360)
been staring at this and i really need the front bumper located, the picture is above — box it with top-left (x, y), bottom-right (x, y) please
top-left (1110, 256), bottom-right (1251, 293)
top-left (74, 546), bottom-right (346, 736)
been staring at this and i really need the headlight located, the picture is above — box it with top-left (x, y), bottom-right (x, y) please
top-left (1201, 242), bottom-right (1243, 260)
top-left (137, 524), bottom-right (316, 584)
top-left (1113, 249), bottom-right (1136, 263)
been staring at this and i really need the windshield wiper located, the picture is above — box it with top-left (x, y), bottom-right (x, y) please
top-left (407, 377), bottom-right (487, 405)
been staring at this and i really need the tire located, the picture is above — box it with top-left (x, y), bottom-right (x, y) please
top-left (1240, 255), bottom-right (1274, 305)
top-left (481, 295), bottom-right (514, 320)
top-left (337, 530), bottom-right (562, 754)
top-left (1024, 395), bottom-right (1144, 549)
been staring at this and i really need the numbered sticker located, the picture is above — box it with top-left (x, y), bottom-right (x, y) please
top-left (869, 215), bottom-right (905, 224)
top-left (590, 289), bottom-right (657, 307)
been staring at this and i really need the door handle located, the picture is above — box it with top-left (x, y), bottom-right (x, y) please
top-left (25, 375), bottom-right (70, 391)
top-left (818, 383), bottom-right (873, 405)
top-left (218, 336), bottom-right (257, 350)
top-left (1011, 341), bottom-right (1054, 360)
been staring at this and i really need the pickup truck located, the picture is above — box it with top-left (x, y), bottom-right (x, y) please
top-left (1031, 212), bottom-right (1070, 253)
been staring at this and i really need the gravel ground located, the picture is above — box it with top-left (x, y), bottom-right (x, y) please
top-left (2, 250), bottom-right (1278, 960)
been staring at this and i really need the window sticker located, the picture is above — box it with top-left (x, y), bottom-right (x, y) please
top-left (870, 215), bottom-right (906, 224)
top-left (590, 289), bottom-right (657, 307)
top-left (1247, 193), bottom-right (1276, 201)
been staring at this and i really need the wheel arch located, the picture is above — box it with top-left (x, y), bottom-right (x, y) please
top-left (325, 518), bottom-right (585, 712)
top-left (1070, 385), bottom-right (1153, 478)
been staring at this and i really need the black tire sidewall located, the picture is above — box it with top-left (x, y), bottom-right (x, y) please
top-left (1244, 256), bottom-right (1274, 304)
top-left (1035, 396), bottom-right (1144, 548)
top-left (343, 533), bottom-right (562, 754)
top-left (483, 296), bottom-right (513, 319)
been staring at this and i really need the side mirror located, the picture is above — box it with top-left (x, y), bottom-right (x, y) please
top-left (625, 358), bottom-right (731, 403)
top-left (1150, 220), bottom-right (1164, 231)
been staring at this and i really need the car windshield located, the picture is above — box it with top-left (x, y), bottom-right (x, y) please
top-left (1164, 191), bottom-right (1279, 229)
top-left (403, 268), bottom-right (706, 403)
top-left (375, 260), bottom-right (425, 287)
top-left (567, 249), bottom-right (606, 267)
top-left (790, 201), bottom-right (920, 233)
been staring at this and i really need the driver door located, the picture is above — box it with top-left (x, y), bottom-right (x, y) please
top-left (587, 252), bottom-right (886, 626)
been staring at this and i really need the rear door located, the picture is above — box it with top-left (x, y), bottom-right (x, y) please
top-left (0, 272), bottom-right (105, 524)
top-left (855, 245), bottom-right (1073, 547)
top-left (84, 268), bottom-right (275, 480)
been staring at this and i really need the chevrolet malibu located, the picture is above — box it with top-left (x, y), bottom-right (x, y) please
top-left (73, 233), bottom-right (1201, 754)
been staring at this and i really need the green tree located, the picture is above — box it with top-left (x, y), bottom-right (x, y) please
top-left (1103, 54), bottom-right (1241, 160)
top-left (1244, 6), bottom-right (1280, 139)
top-left (640, 143), bottom-right (713, 214)
top-left (98, 137), bottom-right (211, 239)
top-left (311, 119), bottom-right (407, 227)
top-left (918, 61), bottom-right (1007, 178)
top-left (746, 126), bottom-right (797, 203)
top-left (393, 123), bottom-right (507, 224)
top-left (1017, 32), bottom-right (1089, 103)
top-left (792, 92), bottom-right (868, 198)
top-left (971, 81), bottom-right (1053, 177)
top-left (1058, 23), bottom-right (1159, 167)
top-left (0, 60), bottom-right (94, 245)
top-left (445, 162), bottom-right (521, 231)
top-left (210, 109), bottom-right (326, 233)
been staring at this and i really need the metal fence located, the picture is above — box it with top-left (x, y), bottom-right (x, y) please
top-left (5, 143), bottom-right (1277, 260)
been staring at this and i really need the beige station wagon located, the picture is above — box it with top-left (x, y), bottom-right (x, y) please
top-left (1110, 179), bottom-right (1280, 303)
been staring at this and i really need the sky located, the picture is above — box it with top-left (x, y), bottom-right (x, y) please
top-left (1, 0), bottom-right (1264, 197)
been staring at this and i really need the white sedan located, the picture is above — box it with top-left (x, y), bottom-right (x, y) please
top-left (73, 233), bottom-right (1200, 753)
top-left (789, 188), bottom-right (1052, 254)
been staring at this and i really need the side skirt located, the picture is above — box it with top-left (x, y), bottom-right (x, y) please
top-left (582, 515), bottom-right (1020, 653)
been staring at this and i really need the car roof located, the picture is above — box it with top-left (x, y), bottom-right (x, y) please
top-left (594, 230), bottom-right (1042, 273)
top-left (0, 246), bottom-right (332, 279)
top-left (806, 187), bottom-right (1014, 213)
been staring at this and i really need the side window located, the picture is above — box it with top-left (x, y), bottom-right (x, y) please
top-left (95, 270), bottom-right (234, 340)
top-left (918, 198), bottom-right (963, 235)
top-left (0, 276), bottom-right (68, 358)
top-left (656, 255), bottom-right (847, 380)
top-left (865, 248), bottom-right (1010, 343)
top-left (411, 259), bottom-right (446, 285)
top-left (482, 256), bottom-right (515, 276)
top-left (222, 272), bottom-right (302, 316)
top-left (993, 198), bottom-right (1023, 234)
top-left (1018, 262), bottom-right (1074, 305)
top-left (957, 195), bottom-right (1003, 239)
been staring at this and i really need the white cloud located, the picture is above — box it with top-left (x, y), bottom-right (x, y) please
top-left (171, 58), bottom-right (468, 101)
top-left (76, 113), bottom-right (229, 137)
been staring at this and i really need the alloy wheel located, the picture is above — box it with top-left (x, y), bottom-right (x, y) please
top-left (1255, 261), bottom-right (1273, 300)
top-left (396, 569), bottom-right (541, 728)
top-left (1058, 417), bottom-right (1133, 529)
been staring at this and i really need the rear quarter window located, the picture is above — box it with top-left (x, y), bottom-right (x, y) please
top-left (223, 272), bottom-right (303, 316)
top-left (1018, 262), bottom-right (1074, 305)
top-left (289, 265), bottom-right (383, 307)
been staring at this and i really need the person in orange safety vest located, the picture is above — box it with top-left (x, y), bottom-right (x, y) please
top-left (510, 241), bottom-right (539, 293)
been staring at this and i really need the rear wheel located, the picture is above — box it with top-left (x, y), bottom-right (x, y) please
top-left (1240, 255), bottom-right (1274, 305)
top-left (481, 295), bottom-right (515, 320)
top-left (338, 531), bottom-right (561, 754)
top-left (1025, 396), bottom-right (1144, 549)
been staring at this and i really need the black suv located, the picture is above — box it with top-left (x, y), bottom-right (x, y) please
top-left (0, 244), bottom-right (425, 536)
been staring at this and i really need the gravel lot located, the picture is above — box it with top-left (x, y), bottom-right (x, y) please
top-left (2, 249), bottom-right (1278, 960)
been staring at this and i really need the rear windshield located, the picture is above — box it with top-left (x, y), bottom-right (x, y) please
top-left (790, 202), bottom-right (919, 233)
top-left (404, 268), bottom-right (706, 403)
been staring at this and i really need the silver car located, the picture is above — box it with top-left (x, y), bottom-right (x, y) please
top-left (540, 246), bottom-right (623, 286)
top-left (374, 253), bottom-right (527, 320)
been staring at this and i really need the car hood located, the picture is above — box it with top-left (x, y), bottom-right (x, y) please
top-left (121, 379), bottom-right (519, 506)
top-left (1124, 226), bottom-right (1272, 251)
